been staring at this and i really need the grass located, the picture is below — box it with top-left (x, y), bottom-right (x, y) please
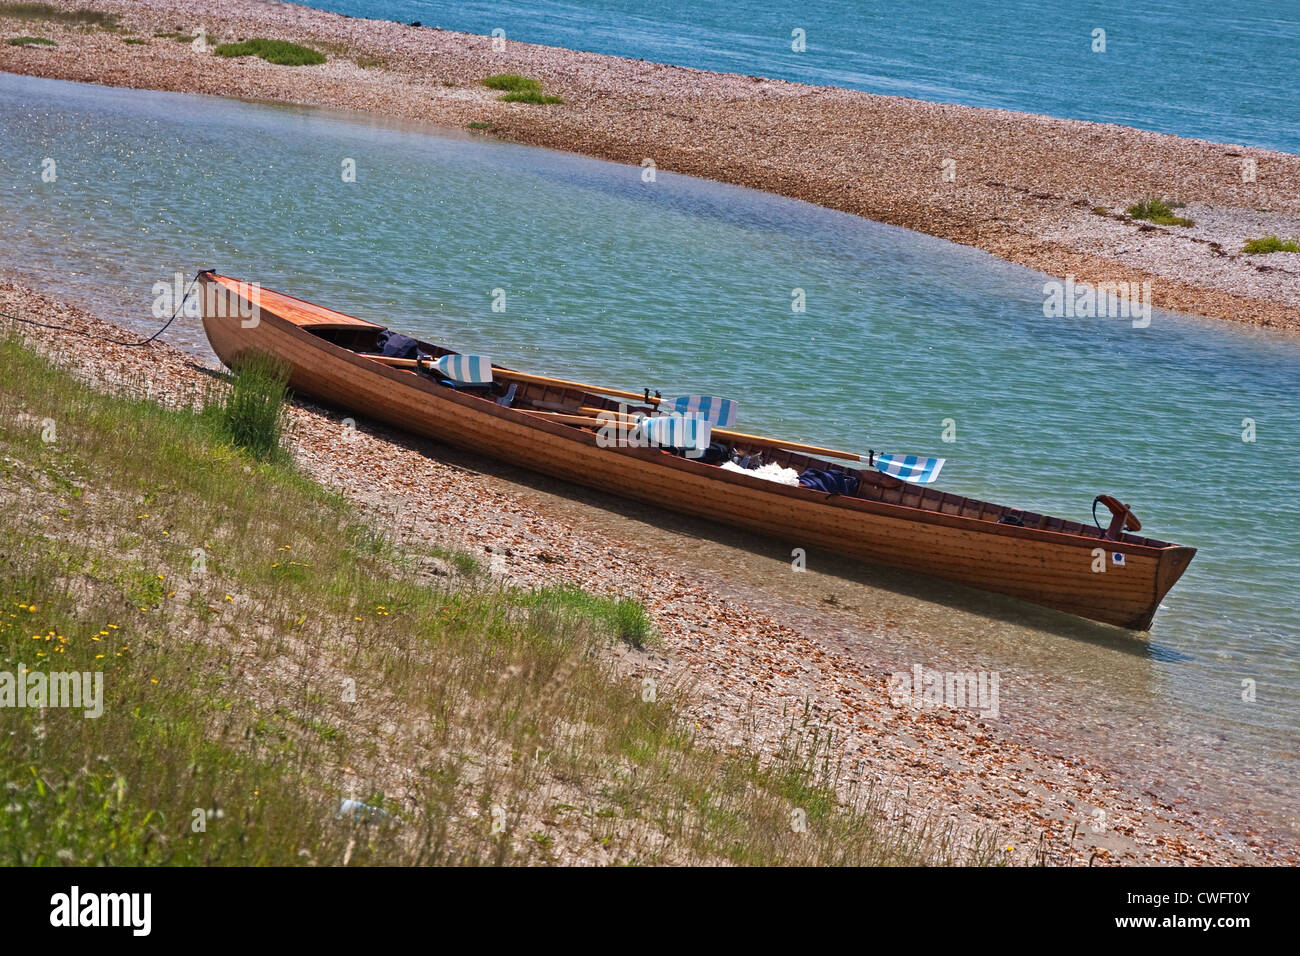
top-left (482, 74), bottom-right (565, 105)
top-left (0, 3), bottom-right (118, 28)
top-left (0, 332), bottom-right (998, 865)
top-left (1241, 235), bottom-right (1300, 254)
top-left (1126, 197), bottom-right (1194, 227)
top-left (6, 33), bottom-right (52, 45)
top-left (482, 74), bottom-right (541, 94)
top-left (514, 585), bottom-right (656, 650)
top-left (213, 38), bottom-right (326, 67)
top-left (200, 351), bottom-right (291, 462)
top-left (467, 121), bottom-right (494, 131)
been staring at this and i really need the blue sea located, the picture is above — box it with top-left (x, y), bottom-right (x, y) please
top-left (304, 0), bottom-right (1300, 153)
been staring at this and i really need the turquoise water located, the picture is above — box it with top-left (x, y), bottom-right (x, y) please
top-left (307, 0), bottom-right (1300, 154)
top-left (2, 74), bottom-right (1298, 835)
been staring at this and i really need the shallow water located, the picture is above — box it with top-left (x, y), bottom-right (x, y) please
top-left (307, 0), bottom-right (1300, 154)
top-left (1, 73), bottom-right (1297, 840)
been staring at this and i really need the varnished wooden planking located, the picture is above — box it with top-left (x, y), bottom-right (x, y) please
top-left (218, 277), bottom-right (383, 331)
top-left (201, 274), bottom-right (1195, 630)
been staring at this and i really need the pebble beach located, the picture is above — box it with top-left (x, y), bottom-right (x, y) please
top-left (0, 0), bottom-right (1298, 332)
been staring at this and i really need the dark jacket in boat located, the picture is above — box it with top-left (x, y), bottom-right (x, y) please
top-left (797, 468), bottom-right (861, 497)
top-left (376, 330), bottom-right (424, 361)
top-left (672, 442), bottom-right (734, 464)
top-left (699, 442), bottom-right (734, 465)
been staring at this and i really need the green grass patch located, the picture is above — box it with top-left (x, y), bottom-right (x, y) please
top-left (420, 543), bottom-right (482, 576)
top-left (0, 3), bottom-right (117, 27)
top-left (200, 351), bottom-right (291, 462)
top-left (120, 36), bottom-right (146, 45)
top-left (513, 585), bottom-right (655, 650)
top-left (1126, 197), bottom-right (1194, 227)
top-left (482, 73), bottom-right (541, 94)
top-left (213, 38), bottom-right (326, 66)
top-left (467, 121), bottom-right (494, 131)
top-left (6, 33), bottom-right (52, 45)
top-left (1241, 235), bottom-right (1300, 254)
top-left (482, 74), bottom-right (564, 105)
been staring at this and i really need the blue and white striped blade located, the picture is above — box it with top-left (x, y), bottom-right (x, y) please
top-left (431, 354), bottom-right (493, 384)
top-left (641, 414), bottom-right (712, 451)
top-left (660, 395), bottom-right (738, 428)
top-left (875, 453), bottom-right (945, 484)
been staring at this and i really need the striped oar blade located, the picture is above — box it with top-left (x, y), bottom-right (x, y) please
top-left (875, 453), bottom-right (945, 484)
top-left (430, 354), bottom-right (493, 384)
top-left (641, 414), bottom-right (712, 451)
top-left (660, 395), bottom-right (738, 428)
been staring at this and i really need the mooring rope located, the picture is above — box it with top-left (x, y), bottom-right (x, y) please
top-left (0, 270), bottom-right (203, 347)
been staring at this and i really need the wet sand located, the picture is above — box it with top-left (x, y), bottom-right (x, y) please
top-left (1, 0), bottom-right (1298, 333)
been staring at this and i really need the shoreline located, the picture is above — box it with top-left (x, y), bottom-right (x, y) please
top-left (0, 0), bottom-right (1297, 332)
top-left (3, 270), bottom-right (1296, 865)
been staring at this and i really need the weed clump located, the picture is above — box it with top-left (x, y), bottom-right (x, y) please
top-left (204, 351), bottom-right (291, 461)
top-left (481, 74), bottom-right (564, 105)
top-left (214, 38), bottom-right (326, 66)
top-left (1126, 197), bottom-right (1193, 227)
top-left (1241, 235), bottom-right (1300, 254)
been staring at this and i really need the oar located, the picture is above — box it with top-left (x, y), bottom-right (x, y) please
top-left (365, 355), bottom-right (738, 426)
top-left (872, 453), bottom-right (945, 484)
top-left (534, 410), bottom-right (713, 452)
top-left (369, 353), bottom-right (494, 384)
top-left (525, 408), bottom-right (946, 482)
top-left (475, 366), bottom-right (740, 427)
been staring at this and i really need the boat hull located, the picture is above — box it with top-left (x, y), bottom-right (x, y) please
top-left (200, 275), bottom-right (1194, 630)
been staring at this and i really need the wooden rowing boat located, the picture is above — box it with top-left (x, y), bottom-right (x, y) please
top-left (198, 273), bottom-right (1195, 630)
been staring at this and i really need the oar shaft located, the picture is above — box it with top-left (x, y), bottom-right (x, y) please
top-left (494, 368), bottom-right (658, 405)
top-left (364, 354), bottom-right (659, 406)
top-left (534, 411), bottom-right (639, 429)
top-left (525, 409), bottom-right (864, 463)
